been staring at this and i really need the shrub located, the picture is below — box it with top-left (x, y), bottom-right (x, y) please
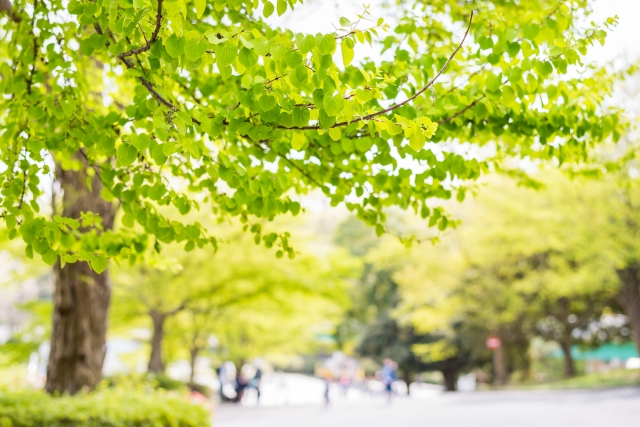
top-left (0, 388), bottom-right (210, 427)
top-left (152, 374), bottom-right (189, 393)
top-left (103, 373), bottom-right (188, 394)
top-left (187, 383), bottom-right (212, 399)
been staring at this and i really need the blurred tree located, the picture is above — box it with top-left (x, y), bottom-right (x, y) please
top-left (0, 0), bottom-right (624, 393)
top-left (535, 292), bottom-right (613, 377)
top-left (113, 231), bottom-right (355, 376)
top-left (395, 172), bottom-right (630, 384)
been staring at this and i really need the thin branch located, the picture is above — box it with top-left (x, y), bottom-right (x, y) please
top-left (17, 167), bottom-right (27, 209)
top-left (117, 0), bottom-right (164, 60)
top-left (252, 140), bottom-right (322, 187)
top-left (281, 11), bottom-right (474, 131)
top-left (344, 11), bottom-right (473, 123)
top-left (438, 94), bottom-right (486, 124)
top-left (96, 22), bottom-right (176, 110)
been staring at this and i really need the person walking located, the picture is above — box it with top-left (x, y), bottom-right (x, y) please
top-left (323, 372), bottom-right (331, 407)
top-left (381, 358), bottom-right (397, 405)
top-left (250, 367), bottom-right (263, 404)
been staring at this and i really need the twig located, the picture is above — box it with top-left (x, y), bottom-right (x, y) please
top-left (252, 140), bottom-right (322, 187)
top-left (438, 95), bottom-right (486, 124)
top-left (281, 11), bottom-right (474, 131)
top-left (117, 0), bottom-right (164, 60)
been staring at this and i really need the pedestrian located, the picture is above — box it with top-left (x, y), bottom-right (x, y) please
top-left (339, 373), bottom-right (350, 396)
top-left (217, 363), bottom-right (228, 403)
top-left (323, 372), bottom-right (331, 407)
top-left (381, 358), bottom-right (397, 404)
top-left (250, 366), bottom-right (263, 403)
top-left (234, 370), bottom-right (248, 404)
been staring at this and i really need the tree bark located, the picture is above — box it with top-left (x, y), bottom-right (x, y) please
top-left (441, 366), bottom-right (458, 392)
top-left (616, 267), bottom-right (640, 357)
top-left (492, 344), bottom-right (508, 385)
top-left (148, 310), bottom-right (166, 374)
top-left (189, 346), bottom-right (200, 384)
top-left (0, 0), bottom-right (21, 22)
top-left (559, 338), bottom-right (576, 377)
top-left (401, 369), bottom-right (413, 395)
top-left (46, 158), bottom-right (115, 394)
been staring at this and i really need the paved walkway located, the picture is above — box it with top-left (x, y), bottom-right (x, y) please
top-left (215, 387), bottom-right (640, 427)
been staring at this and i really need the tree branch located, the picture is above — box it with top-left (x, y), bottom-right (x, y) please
top-left (438, 94), bottom-right (486, 124)
top-left (281, 11), bottom-right (474, 131)
top-left (0, 0), bottom-right (21, 22)
top-left (252, 140), bottom-right (322, 187)
top-left (117, 0), bottom-right (164, 60)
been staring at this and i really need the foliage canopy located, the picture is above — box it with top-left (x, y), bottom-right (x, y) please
top-left (0, 0), bottom-right (624, 271)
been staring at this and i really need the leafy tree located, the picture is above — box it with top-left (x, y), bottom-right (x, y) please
top-left (113, 230), bottom-right (353, 376)
top-left (0, 0), bottom-right (624, 393)
top-left (335, 216), bottom-right (463, 391)
top-left (394, 172), bottom-right (631, 383)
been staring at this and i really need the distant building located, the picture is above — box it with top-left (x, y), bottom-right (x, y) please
top-left (554, 343), bottom-right (640, 374)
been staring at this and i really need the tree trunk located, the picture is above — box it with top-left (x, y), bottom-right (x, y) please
top-left (492, 344), bottom-right (508, 385)
top-left (189, 346), bottom-right (200, 384)
top-left (616, 267), bottom-right (640, 357)
top-left (559, 338), bottom-right (576, 377)
top-left (401, 369), bottom-right (413, 395)
top-left (148, 310), bottom-right (166, 374)
top-left (441, 366), bottom-right (458, 392)
top-left (46, 158), bottom-right (115, 394)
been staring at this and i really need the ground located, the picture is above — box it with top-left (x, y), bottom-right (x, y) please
top-left (215, 386), bottom-right (640, 427)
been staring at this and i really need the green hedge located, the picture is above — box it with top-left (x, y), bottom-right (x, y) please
top-left (0, 388), bottom-right (210, 427)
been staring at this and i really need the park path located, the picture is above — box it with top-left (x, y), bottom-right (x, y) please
top-left (214, 386), bottom-right (640, 427)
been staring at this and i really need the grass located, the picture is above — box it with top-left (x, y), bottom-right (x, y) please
top-left (480, 368), bottom-right (640, 391)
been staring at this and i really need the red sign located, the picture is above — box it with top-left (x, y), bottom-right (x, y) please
top-left (486, 335), bottom-right (501, 350)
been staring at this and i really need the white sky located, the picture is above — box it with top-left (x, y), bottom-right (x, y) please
top-left (269, 0), bottom-right (640, 64)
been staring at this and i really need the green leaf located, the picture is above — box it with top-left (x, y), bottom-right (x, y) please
top-left (90, 256), bottom-right (109, 274)
top-left (355, 137), bottom-right (373, 153)
top-left (42, 249), bottom-right (58, 265)
top-left (409, 130), bottom-right (426, 151)
top-left (259, 94), bottom-right (277, 111)
top-left (296, 33), bottom-right (315, 54)
top-left (116, 143), bottom-right (138, 166)
top-left (291, 131), bottom-right (306, 150)
top-left (289, 64), bottom-right (309, 87)
top-left (263, 1), bottom-right (274, 18)
top-left (131, 133), bottom-right (151, 151)
top-left (486, 73), bottom-right (502, 92)
top-left (323, 94), bottom-right (344, 117)
top-left (277, 0), bottom-right (287, 16)
top-left (162, 142), bottom-right (178, 156)
top-left (318, 109), bottom-right (336, 129)
top-left (241, 74), bottom-right (253, 89)
top-left (165, 34), bottom-right (186, 58)
top-left (339, 17), bottom-right (351, 27)
top-left (523, 24), bottom-right (540, 40)
top-left (239, 47), bottom-right (259, 67)
top-left (317, 34), bottom-right (336, 55)
top-left (194, 0), bottom-right (205, 19)
top-left (185, 37), bottom-right (208, 61)
top-left (152, 144), bottom-right (168, 165)
top-left (253, 37), bottom-right (270, 56)
top-left (341, 41), bottom-right (354, 67)
top-left (284, 50), bottom-right (304, 69)
top-left (292, 107), bottom-right (310, 127)
top-left (215, 42), bottom-right (237, 67)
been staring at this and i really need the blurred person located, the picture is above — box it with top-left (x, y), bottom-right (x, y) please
top-left (381, 358), bottom-right (397, 404)
top-left (217, 363), bottom-right (229, 402)
top-left (322, 371), bottom-right (332, 407)
top-left (234, 370), bottom-right (248, 404)
top-left (249, 366), bottom-right (263, 403)
top-left (339, 373), bottom-right (351, 396)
